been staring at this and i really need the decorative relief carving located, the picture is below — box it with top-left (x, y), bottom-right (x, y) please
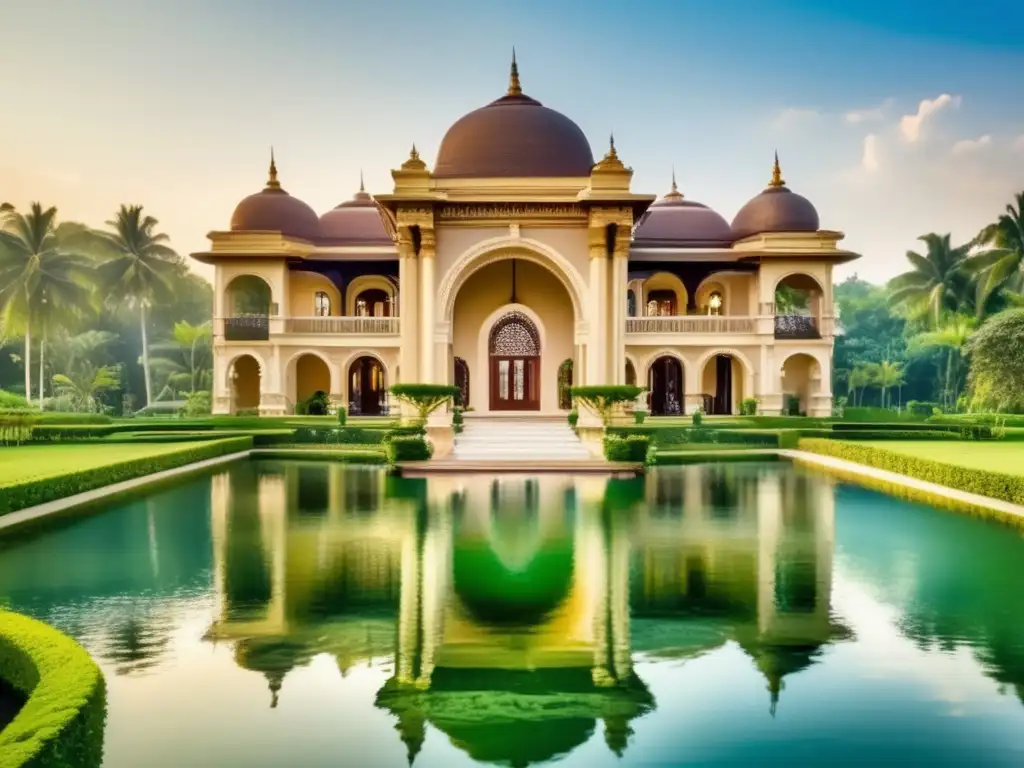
top-left (438, 203), bottom-right (587, 221)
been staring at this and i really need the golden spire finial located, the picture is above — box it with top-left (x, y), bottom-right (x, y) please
top-left (267, 146), bottom-right (281, 190)
top-left (608, 132), bottom-right (618, 159)
top-left (665, 166), bottom-right (683, 199)
top-left (410, 143), bottom-right (419, 161)
top-left (508, 47), bottom-right (522, 96)
top-left (359, 168), bottom-right (365, 192)
top-left (769, 150), bottom-right (785, 188)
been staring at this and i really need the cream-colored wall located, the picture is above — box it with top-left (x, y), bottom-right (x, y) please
top-left (288, 271), bottom-right (342, 317)
top-left (451, 260), bottom-right (575, 413)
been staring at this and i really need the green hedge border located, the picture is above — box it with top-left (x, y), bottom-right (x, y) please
top-left (0, 437), bottom-right (253, 517)
top-left (797, 438), bottom-right (1024, 506)
top-left (0, 611), bottom-right (105, 767)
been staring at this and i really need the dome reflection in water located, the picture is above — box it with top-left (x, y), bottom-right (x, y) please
top-left (1, 460), bottom-right (1024, 767)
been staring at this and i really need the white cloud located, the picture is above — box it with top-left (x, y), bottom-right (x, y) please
top-left (899, 93), bottom-right (961, 142)
top-left (952, 134), bottom-right (992, 154)
top-left (861, 134), bottom-right (880, 171)
top-left (845, 98), bottom-right (894, 124)
top-left (771, 107), bottom-right (820, 130)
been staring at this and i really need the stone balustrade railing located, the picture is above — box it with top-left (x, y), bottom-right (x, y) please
top-left (625, 316), bottom-right (756, 334)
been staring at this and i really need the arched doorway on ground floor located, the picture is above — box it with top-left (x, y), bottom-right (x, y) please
top-left (648, 356), bottom-right (683, 416)
top-left (230, 355), bottom-right (261, 413)
top-left (701, 354), bottom-right (745, 415)
top-left (293, 353), bottom-right (331, 412)
top-left (489, 311), bottom-right (541, 411)
top-left (781, 353), bottom-right (819, 416)
top-left (348, 356), bottom-right (386, 416)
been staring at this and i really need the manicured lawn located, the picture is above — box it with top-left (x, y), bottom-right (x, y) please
top-left (0, 442), bottom-right (215, 487)
top-left (862, 441), bottom-right (1024, 477)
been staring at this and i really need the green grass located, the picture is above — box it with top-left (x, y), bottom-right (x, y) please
top-left (860, 440), bottom-right (1024, 477)
top-left (0, 442), bottom-right (221, 487)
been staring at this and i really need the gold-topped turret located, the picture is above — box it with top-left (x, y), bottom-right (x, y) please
top-left (769, 150), bottom-right (786, 188)
top-left (400, 143), bottom-right (426, 172)
top-left (665, 167), bottom-right (683, 200)
top-left (508, 47), bottom-right (522, 96)
top-left (266, 147), bottom-right (281, 190)
top-left (359, 168), bottom-right (365, 193)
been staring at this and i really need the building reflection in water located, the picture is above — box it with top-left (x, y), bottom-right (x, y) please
top-left (204, 461), bottom-right (848, 765)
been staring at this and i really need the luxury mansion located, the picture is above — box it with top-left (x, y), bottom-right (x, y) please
top-left (192, 58), bottom-right (858, 420)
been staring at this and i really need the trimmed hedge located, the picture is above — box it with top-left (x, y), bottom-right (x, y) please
top-left (27, 425), bottom-right (122, 441)
top-left (654, 451), bottom-right (782, 466)
top-left (0, 437), bottom-right (252, 516)
top-left (386, 436), bottom-right (432, 462)
top-left (33, 413), bottom-right (112, 425)
top-left (603, 435), bottom-right (651, 463)
top-left (797, 438), bottom-right (1024, 505)
top-left (251, 449), bottom-right (385, 464)
top-left (0, 611), bottom-right (105, 767)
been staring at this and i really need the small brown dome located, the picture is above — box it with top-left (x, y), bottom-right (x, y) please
top-left (319, 176), bottom-right (391, 246)
top-left (433, 55), bottom-right (594, 178)
top-left (230, 153), bottom-right (320, 241)
top-left (731, 154), bottom-right (819, 239)
top-left (632, 174), bottom-right (734, 248)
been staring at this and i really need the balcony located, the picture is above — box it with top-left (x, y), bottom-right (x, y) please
top-left (626, 316), bottom-right (756, 334)
top-left (282, 316), bottom-right (400, 335)
top-left (774, 315), bottom-right (821, 339)
top-left (224, 316), bottom-right (269, 341)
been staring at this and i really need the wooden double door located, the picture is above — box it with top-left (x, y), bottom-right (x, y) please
top-left (490, 356), bottom-right (540, 411)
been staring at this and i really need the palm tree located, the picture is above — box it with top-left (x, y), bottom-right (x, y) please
top-left (872, 360), bottom-right (905, 410)
top-left (847, 363), bottom-right (873, 407)
top-left (93, 205), bottom-right (179, 407)
top-left (151, 320), bottom-right (212, 395)
top-left (0, 203), bottom-right (94, 403)
top-left (52, 363), bottom-right (120, 413)
top-left (972, 191), bottom-right (1024, 302)
top-left (888, 233), bottom-right (973, 325)
top-left (912, 314), bottom-right (976, 410)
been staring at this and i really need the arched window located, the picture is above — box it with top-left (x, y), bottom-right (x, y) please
top-left (489, 312), bottom-right (540, 357)
top-left (314, 291), bottom-right (331, 317)
top-left (646, 289), bottom-right (676, 317)
top-left (557, 359), bottom-right (573, 410)
top-left (708, 291), bottom-right (723, 316)
top-left (354, 289), bottom-right (390, 317)
top-left (627, 289), bottom-right (637, 318)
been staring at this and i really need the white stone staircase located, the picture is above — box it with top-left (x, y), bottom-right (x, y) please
top-left (451, 418), bottom-right (594, 462)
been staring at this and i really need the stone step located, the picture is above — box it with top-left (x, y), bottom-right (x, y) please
top-left (451, 417), bottom-right (592, 462)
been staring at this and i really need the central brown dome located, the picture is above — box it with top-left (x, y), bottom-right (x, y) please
top-left (433, 56), bottom-right (594, 179)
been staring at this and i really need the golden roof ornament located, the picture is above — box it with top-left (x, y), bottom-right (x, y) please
top-left (359, 168), bottom-right (365, 193)
top-left (665, 166), bottom-right (683, 200)
top-left (400, 143), bottom-right (427, 171)
top-left (508, 47), bottom-right (522, 96)
top-left (266, 146), bottom-right (281, 190)
top-left (769, 150), bottom-right (786, 188)
top-left (608, 132), bottom-right (618, 160)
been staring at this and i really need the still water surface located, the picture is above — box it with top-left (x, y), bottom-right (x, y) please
top-left (1, 460), bottom-right (1023, 767)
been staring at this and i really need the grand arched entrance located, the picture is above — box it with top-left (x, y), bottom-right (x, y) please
top-left (648, 356), bottom-right (683, 416)
top-left (489, 311), bottom-right (541, 411)
top-left (348, 356), bottom-right (386, 416)
top-left (230, 355), bottom-right (261, 413)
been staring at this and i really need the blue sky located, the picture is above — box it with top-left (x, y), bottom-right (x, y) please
top-left (2, 0), bottom-right (1023, 282)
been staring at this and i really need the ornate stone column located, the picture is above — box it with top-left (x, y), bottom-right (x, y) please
top-left (397, 225), bottom-right (419, 393)
top-left (587, 227), bottom-right (608, 388)
top-left (418, 228), bottom-right (437, 384)
top-left (610, 227), bottom-right (631, 386)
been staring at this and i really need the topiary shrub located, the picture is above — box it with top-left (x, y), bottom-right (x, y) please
top-left (633, 410), bottom-right (647, 425)
top-left (603, 435), bottom-right (651, 463)
top-left (692, 409), bottom-right (703, 427)
top-left (452, 407), bottom-right (464, 435)
top-left (567, 410), bottom-right (579, 429)
top-left (568, 385), bottom-right (646, 426)
top-left (386, 436), bottom-right (433, 463)
top-left (0, 611), bottom-right (106, 767)
top-left (390, 383), bottom-right (460, 422)
top-left (336, 406), bottom-right (347, 427)
top-left (301, 390), bottom-right (330, 416)
top-left (740, 397), bottom-right (759, 416)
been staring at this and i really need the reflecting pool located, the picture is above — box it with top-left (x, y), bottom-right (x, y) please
top-left (1, 460), bottom-right (1024, 767)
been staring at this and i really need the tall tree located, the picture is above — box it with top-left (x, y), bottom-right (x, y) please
top-left (0, 203), bottom-right (94, 403)
top-left (93, 205), bottom-right (178, 407)
top-left (972, 191), bottom-right (1024, 303)
top-left (911, 314), bottom-right (976, 410)
top-left (888, 233), bottom-right (974, 325)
